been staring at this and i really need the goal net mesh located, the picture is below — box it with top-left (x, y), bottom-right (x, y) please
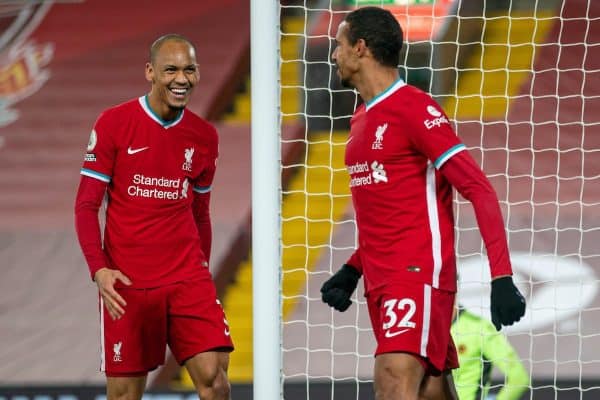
top-left (279, 0), bottom-right (600, 398)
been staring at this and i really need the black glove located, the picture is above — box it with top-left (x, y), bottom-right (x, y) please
top-left (321, 264), bottom-right (361, 312)
top-left (490, 276), bottom-right (526, 331)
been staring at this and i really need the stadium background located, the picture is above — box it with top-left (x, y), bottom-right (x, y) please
top-left (0, 0), bottom-right (598, 399)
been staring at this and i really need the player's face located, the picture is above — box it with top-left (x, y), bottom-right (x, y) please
top-left (332, 21), bottom-right (358, 89)
top-left (146, 40), bottom-right (199, 115)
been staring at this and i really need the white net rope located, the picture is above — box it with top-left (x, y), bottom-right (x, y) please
top-left (280, 0), bottom-right (600, 398)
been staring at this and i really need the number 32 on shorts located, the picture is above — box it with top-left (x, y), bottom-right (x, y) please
top-left (382, 298), bottom-right (417, 338)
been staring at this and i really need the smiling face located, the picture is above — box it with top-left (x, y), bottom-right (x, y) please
top-left (332, 21), bottom-right (361, 89)
top-left (145, 39), bottom-right (199, 120)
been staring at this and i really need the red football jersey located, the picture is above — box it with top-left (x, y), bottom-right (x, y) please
top-left (345, 79), bottom-right (466, 293)
top-left (80, 96), bottom-right (218, 288)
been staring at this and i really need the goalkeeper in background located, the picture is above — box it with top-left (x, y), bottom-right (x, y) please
top-left (452, 306), bottom-right (529, 400)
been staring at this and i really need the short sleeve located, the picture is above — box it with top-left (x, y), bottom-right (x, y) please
top-left (80, 112), bottom-right (117, 183)
top-left (403, 97), bottom-right (466, 169)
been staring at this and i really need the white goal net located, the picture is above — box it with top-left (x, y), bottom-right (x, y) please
top-left (277, 0), bottom-right (600, 399)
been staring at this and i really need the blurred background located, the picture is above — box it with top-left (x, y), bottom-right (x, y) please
top-left (0, 0), bottom-right (598, 399)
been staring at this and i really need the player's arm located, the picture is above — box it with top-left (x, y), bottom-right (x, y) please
top-left (346, 250), bottom-right (363, 274)
top-left (439, 150), bottom-right (511, 277)
top-left (401, 96), bottom-right (514, 277)
top-left (192, 123), bottom-right (219, 265)
top-left (192, 190), bottom-right (212, 263)
top-left (480, 321), bottom-right (530, 400)
top-left (439, 151), bottom-right (525, 330)
top-left (76, 116), bottom-right (131, 320)
top-left (75, 175), bottom-right (131, 320)
top-left (74, 175), bottom-right (109, 279)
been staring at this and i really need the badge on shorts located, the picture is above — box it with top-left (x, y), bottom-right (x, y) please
top-left (113, 341), bottom-right (123, 362)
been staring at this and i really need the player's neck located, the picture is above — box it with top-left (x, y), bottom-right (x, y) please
top-left (356, 66), bottom-right (400, 104)
top-left (145, 94), bottom-right (181, 122)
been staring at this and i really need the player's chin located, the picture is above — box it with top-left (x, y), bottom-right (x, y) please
top-left (168, 97), bottom-right (189, 109)
top-left (340, 77), bottom-right (353, 89)
top-left (336, 70), bottom-right (353, 89)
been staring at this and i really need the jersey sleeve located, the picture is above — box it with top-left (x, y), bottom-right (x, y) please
top-left (74, 175), bottom-right (109, 280)
top-left (191, 124), bottom-right (219, 262)
top-left (192, 125), bottom-right (219, 194)
top-left (440, 151), bottom-right (513, 278)
top-left (80, 112), bottom-right (117, 183)
top-left (345, 249), bottom-right (363, 274)
top-left (402, 96), bottom-right (466, 169)
top-left (193, 191), bottom-right (212, 263)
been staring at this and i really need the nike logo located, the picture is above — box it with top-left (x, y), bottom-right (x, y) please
top-left (384, 328), bottom-right (409, 338)
top-left (127, 146), bottom-right (149, 155)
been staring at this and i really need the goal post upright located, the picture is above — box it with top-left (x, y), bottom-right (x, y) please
top-left (251, 0), bottom-right (281, 399)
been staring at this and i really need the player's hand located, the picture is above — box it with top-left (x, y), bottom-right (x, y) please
top-left (94, 267), bottom-right (132, 320)
top-left (490, 276), bottom-right (526, 331)
top-left (321, 264), bottom-right (361, 312)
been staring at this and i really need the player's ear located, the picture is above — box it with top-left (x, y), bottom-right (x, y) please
top-left (355, 38), bottom-right (368, 58)
top-left (145, 62), bottom-right (154, 83)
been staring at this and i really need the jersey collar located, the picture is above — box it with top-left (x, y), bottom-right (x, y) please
top-left (365, 77), bottom-right (406, 112)
top-left (138, 95), bottom-right (184, 129)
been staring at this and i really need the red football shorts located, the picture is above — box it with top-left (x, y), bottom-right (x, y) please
top-left (367, 282), bottom-right (459, 375)
top-left (99, 276), bottom-right (234, 376)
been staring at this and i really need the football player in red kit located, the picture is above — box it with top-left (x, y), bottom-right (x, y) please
top-left (75, 34), bottom-right (233, 400)
top-left (320, 8), bottom-right (525, 400)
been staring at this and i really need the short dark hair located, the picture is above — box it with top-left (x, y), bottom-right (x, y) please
top-left (150, 34), bottom-right (196, 64)
top-left (345, 7), bottom-right (403, 68)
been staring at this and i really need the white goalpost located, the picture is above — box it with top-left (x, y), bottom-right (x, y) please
top-left (251, 1), bottom-right (281, 399)
top-left (252, 0), bottom-right (600, 399)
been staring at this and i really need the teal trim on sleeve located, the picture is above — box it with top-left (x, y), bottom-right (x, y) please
top-left (80, 168), bottom-right (111, 183)
top-left (193, 185), bottom-right (211, 194)
top-left (433, 143), bottom-right (466, 169)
